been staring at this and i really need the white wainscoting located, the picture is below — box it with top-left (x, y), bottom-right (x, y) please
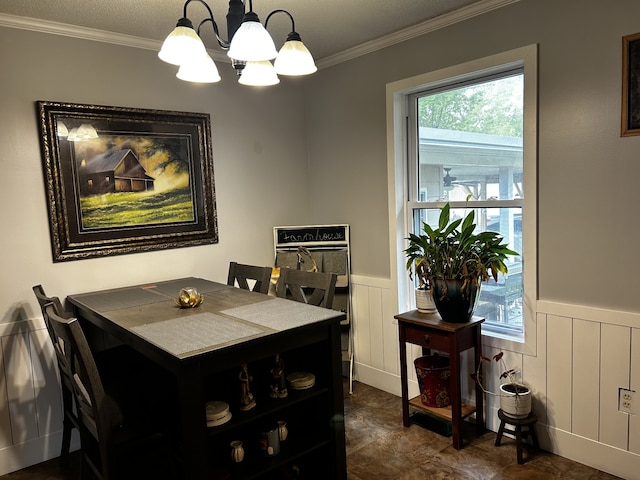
top-left (351, 274), bottom-right (640, 480)
top-left (0, 318), bottom-right (78, 476)
top-left (2, 281), bottom-right (639, 477)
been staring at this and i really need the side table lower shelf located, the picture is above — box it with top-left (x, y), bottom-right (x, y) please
top-left (408, 396), bottom-right (476, 422)
top-left (408, 397), bottom-right (476, 437)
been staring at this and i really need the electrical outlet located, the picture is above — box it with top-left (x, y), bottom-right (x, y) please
top-left (618, 388), bottom-right (635, 414)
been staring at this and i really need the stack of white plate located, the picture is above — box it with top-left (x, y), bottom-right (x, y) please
top-left (286, 372), bottom-right (316, 390)
top-left (205, 401), bottom-right (232, 427)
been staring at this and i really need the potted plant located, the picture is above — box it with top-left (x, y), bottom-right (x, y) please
top-left (473, 351), bottom-right (532, 419)
top-left (405, 244), bottom-right (437, 313)
top-left (403, 199), bottom-right (518, 322)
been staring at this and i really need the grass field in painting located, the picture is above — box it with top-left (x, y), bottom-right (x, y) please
top-left (80, 186), bottom-right (195, 229)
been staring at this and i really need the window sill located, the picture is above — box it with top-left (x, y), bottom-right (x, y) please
top-left (480, 309), bottom-right (536, 356)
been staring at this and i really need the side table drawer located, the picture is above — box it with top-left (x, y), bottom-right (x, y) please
top-left (404, 325), bottom-right (449, 351)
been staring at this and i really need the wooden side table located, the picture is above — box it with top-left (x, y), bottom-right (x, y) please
top-left (395, 310), bottom-right (485, 449)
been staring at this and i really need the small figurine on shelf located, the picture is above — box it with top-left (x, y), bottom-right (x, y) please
top-left (270, 353), bottom-right (288, 398)
top-left (238, 363), bottom-right (256, 411)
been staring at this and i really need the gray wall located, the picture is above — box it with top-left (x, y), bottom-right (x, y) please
top-left (305, 0), bottom-right (640, 313)
top-left (0, 27), bottom-right (312, 319)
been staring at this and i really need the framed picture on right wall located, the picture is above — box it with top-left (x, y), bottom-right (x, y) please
top-left (621, 32), bottom-right (640, 136)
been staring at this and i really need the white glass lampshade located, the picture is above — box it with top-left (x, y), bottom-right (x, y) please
top-left (76, 124), bottom-right (99, 141)
top-left (66, 127), bottom-right (79, 142)
top-left (77, 124), bottom-right (98, 139)
top-left (56, 121), bottom-right (69, 137)
top-left (227, 17), bottom-right (277, 61)
top-left (67, 124), bottom-right (99, 142)
top-left (177, 53), bottom-right (221, 83)
top-left (274, 40), bottom-right (317, 76)
top-left (158, 24), bottom-right (206, 66)
top-left (238, 61), bottom-right (280, 86)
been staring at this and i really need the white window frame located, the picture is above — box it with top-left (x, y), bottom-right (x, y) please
top-left (386, 44), bottom-right (537, 355)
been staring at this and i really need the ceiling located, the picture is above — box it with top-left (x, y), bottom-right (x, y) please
top-left (0, 0), bottom-right (495, 64)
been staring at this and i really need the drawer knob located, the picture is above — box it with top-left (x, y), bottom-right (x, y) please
top-left (423, 334), bottom-right (430, 343)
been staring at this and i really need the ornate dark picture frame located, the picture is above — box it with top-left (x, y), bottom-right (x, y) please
top-left (621, 32), bottom-right (640, 136)
top-left (37, 101), bottom-right (218, 262)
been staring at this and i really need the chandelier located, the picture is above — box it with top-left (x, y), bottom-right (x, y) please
top-left (158, 0), bottom-right (317, 86)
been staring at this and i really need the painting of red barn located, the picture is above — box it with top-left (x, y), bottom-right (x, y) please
top-left (79, 147), bottom-right (155, 195)
top-left (72, 135), bottom-right (197, 229)
top-left (37, 101), bottom-right (218, 262)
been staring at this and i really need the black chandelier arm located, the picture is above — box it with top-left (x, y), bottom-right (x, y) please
top-left (264, 9), bottom-right (295, 32)
top-left (197, 17), bottom-right (230, 49)
top-left (183, 0), bottom-right (214, 21)
top-left (183, 0), bottom-right (231, 49)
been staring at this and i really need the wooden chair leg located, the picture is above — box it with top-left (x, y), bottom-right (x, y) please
top-left (80, 456), bottom-right (92, 480)
top-left (60, 417), bottom-right (73, 463)
top-left (60, 387), bottom-right (74, 462)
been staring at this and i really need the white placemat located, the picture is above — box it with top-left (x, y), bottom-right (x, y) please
top-left (131, 312), bottom-right (265, 356)
top-left (221, 297), bottom-right (341, 331)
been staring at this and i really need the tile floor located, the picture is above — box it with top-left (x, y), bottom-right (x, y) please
top-left (0, 381), bottom-right (622, 479)
top-left (343, 381), bottom-right (621, 480)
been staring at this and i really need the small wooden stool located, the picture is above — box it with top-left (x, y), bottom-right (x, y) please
top-left (495, 409), bottom-right (539, 464)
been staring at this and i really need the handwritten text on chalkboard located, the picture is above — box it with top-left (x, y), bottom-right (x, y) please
top-left (276, 226), bottom-right (347, 245)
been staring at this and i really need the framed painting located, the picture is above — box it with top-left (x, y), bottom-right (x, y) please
top-left (36, 101), bottom-right (218, 262)
top-left (622, 32), bottom-right (640, 136)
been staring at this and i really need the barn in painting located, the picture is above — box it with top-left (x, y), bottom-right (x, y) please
top-left (78, 148), bottom-right (154, 195)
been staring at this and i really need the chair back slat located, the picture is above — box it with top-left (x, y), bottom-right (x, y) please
top-left (227, 262), bottom-right (273, 294)
top-left (276, 269), bottom-right (337, 309)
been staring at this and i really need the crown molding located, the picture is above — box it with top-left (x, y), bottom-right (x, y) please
top-left (316, 0), bottom-right (520, 69)
top-left (0, 12), bottom-right (160, 51)
top-left (0, 0), bottom-right (519, 70)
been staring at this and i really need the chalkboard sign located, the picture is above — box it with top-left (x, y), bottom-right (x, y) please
top-left (274, 225), bottom-right (349, 246)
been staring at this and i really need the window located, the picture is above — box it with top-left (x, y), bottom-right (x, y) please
top-left (387, 45), bottom-right (537, 353)
top-left (408, 73), bottom-right (524, 335)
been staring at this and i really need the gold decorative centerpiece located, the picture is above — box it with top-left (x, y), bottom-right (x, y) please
top-left (176, 287), bottom-right (204, 308)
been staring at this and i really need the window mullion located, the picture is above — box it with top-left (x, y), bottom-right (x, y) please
top-left (409, 199), bottom-right (523, 210)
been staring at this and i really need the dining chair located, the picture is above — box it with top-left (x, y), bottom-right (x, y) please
top-left (33, 285), bottom-right (154, 464)
top-left (32, 285), bottom-right (79, 463)
top-left (227, 261), bottom-right (273, 294)
top-left (43, 303), bottom-right (176, 480)
top-left (275, 268), bottom-right (337, 308)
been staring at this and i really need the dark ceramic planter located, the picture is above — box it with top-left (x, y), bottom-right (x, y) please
top-left (431, 277), bottom-right (480, 323)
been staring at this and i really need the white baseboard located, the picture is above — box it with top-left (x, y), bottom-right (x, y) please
top-left (354, 362), bottom-right (411, 398)
top-left (541, 424), bottom-right (640, 479)
top-left (0, 430), bottom-right (80, 476)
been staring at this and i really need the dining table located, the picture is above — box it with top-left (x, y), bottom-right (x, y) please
top-left (66, 277), bottom-right (347, 480)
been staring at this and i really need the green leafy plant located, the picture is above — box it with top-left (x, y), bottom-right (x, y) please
top-left (404, 199), bottom-right (518, 295)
